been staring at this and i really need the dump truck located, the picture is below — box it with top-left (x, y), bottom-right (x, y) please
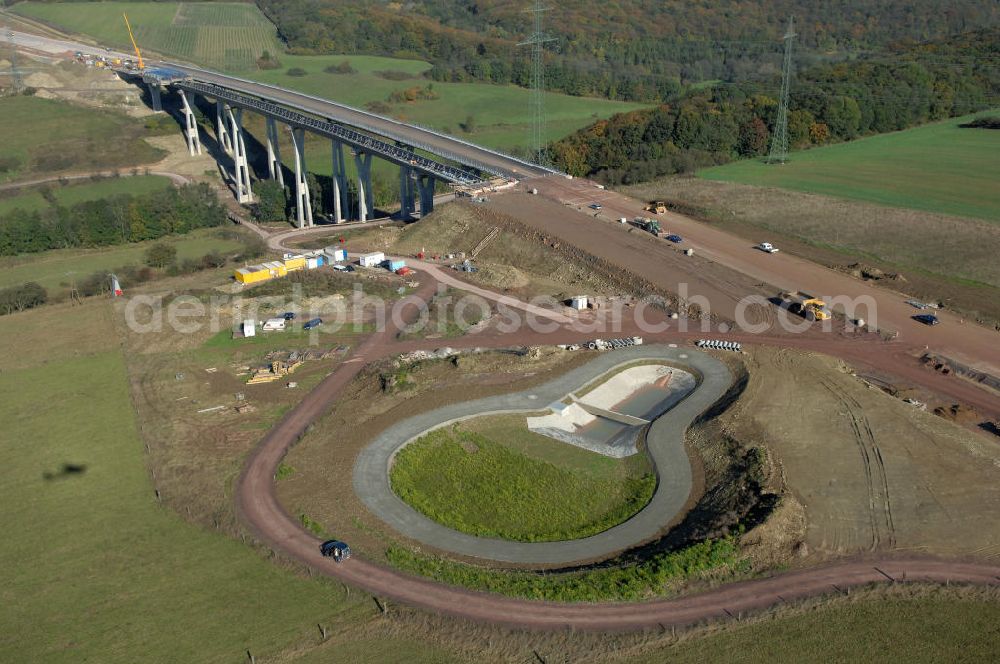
top-left (780, 291), bottom-right (831, 321)
top-left (644, 201), bottom-right (667, 214)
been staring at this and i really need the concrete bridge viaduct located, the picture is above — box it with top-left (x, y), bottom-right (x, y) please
top-left (136, 64), bottom-right (555, 227)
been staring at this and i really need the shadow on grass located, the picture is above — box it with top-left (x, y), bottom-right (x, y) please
top-left (42, 463), bottom-right (88, 481)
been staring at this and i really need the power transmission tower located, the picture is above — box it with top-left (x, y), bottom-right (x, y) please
top-left (767, 16), bottom-right (796, 164)
top-left (518, 1), bottom-right (555, 165)
top-left (7, 33), bottom-right (24, 94)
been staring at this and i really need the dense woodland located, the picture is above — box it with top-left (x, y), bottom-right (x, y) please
top-left (259, 0), bottom-right (999, 101)
top-left (0, 183), bottom-right (227, 255)
top-left (549, 29), bottom-right (1000, 183)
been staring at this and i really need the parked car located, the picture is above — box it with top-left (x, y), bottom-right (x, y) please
top-left (319, 540), bottom-right (351, 562)
top-left (303, 318), bottom-right (323, 330)
top-left (757, 242), bottom-right (780, 253)
top-left (666, 234), bottom-right (683, 243)
top-left (589, 203), bottom-right (603, 210)
top-left (913, 314), bottom-right (940, 326)
top-left (282, 312), bottom-right (296, 320)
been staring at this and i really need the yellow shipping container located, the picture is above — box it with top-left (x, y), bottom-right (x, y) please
top-left (263, 261), bottom-right (288, 277)
top-left (283, 256), bottom-right (307, 272)
top-left (235, 265), bottom-right (272, 284)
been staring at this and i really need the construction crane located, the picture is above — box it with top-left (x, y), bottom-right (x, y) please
top-left (122, 13), bottom-right (144, 70)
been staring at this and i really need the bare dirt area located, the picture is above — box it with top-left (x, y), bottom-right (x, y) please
top-left (728, 346), bottom-right (1000, 560)
top-left (486, 192), bottom-right (771, 323)
top-left (117, 279), bottom-right (376, 532)
top-left (623, 177), bottom-right (1000, 328)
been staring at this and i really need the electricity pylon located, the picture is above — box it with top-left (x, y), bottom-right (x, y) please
top-left (767, 16), bottom-right (796, 164)
top-left (518, 1), bottom-right (556, 165)
top-left (8, 33), bottom-right (24, 94)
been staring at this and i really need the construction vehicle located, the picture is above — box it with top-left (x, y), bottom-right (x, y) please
top-left (631, 217), bottom-right (664, 237)
top-left (122, 13), bottom-right (144, 70)
top-left (644, 201), bottom-right (667, 214)
top-left (780, 291), bottom-right (831, 321)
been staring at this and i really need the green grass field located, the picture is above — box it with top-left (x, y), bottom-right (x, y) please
top-left (0, 227), bottom-right (244, 293)
top-left (14, 1), bottom-right (282, 71)
top-left (0, 302), bottom-right (369, 662)
top-left (0, 96), bottom-right (164, 183)
top-left (247, 54), bottom-right (643, 152)
top-left (0, 174), bottom-right (171, 215)
top-left (699, 112), bottom-right (1000, 222)
top-left (642, 590), bottom-right (1000, 663)
top-left (390, 416), bottom-right (655, 542)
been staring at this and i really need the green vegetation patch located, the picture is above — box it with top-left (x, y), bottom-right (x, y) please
top-left (387, 536), bottom-right (738, 602)
top-left (14, 1), bottom-right (282, 71)
top-left (244, 53), bottom-right (644, 152)
top-left (0, 175), bottom-right (171, 215)
top-left (637, 590), bottom-right (1000, 663)
top-left (0, 97), bottom-right (164, 183)
top-left (390, 419), bottom-right (655, 542)
top-left (0, 227), bottom-right (244, 294)
top-left (699, 112), bottom-right (1000, 222)
top-left (0, 304), bottom-right (362, 662)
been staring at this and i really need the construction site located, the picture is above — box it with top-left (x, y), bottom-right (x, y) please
top-left (3, 7), bottom-right (1000, 662)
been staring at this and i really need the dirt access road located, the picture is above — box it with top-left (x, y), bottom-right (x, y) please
top-left (519, 177), bottom-right (1000, 376)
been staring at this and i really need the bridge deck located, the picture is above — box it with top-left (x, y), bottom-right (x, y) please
top-left (165, 64), bottom-right (554, 181)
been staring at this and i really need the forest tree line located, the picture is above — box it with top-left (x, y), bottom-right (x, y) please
top-left (0, 183), bottom-right (228, 256)
top-left (548, 28), bottom-right (1000, 184)
top-left (258, 0), bottom-right (999, 102)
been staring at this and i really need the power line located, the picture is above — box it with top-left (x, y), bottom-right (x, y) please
top-left (518, 0), bottom-right (556, 166)
top-left (767, 16), bottom-right (796, 164)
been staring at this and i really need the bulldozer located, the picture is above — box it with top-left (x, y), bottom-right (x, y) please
top-left (644, 201), bottom-right (667, 214)
top-left (780, 291), bottom-right (832, 321)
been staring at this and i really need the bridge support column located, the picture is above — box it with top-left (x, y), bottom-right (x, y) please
top-left (178, 90), bottom-right (201, 157)
top-left (147, 83), bottom-right (162, 112)
top-left (265, 116), bottom-right (284, 186)
top-left (353, 151), bottom-right (373, 222)
top-left (331, 140), bottom-right (348, 224)
top-left (417, 174), bottom-right (436, 217)
top-left (399, 166), bottom-right (416, 220)
top-left (226, 107), bottom-right (253, 204)
top-left (216, 101), bottom-right (233, 155)
top-left (290, 127), bottom-right (313, 228)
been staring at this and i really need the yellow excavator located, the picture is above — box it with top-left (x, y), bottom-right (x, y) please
top-left (644, 201), bottom-right (667, 214)
top-left (123, 13), bottom-right (144, 70)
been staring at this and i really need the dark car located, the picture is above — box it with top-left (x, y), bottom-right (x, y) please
top-left (913, 314), bottom-right (940, 326)
top-left (666, 234), bottom-right (683, 243)
top-left (319, 540), bottom-right (351, 562)
top-left (302, 317), bottom-right (323, 330)
top-left (282, 312), bottom-right (296, 320)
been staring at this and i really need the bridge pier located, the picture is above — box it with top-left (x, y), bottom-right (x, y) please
top-left (353, 150), bottom-right (374, 222)
top-left (226, 106), bottom-right (253, 204)
top-left (399, 166), bottom-right (416, 220)
top-left (417, 174), bottom-right (436, 217)
top-left (265, 116), bottom-right (284, 186)
top-left (216, 101), bottom-right (233, 155)
top-left (147, 83), bottom-right (163, 112)
top-left (178, 90), bottom-right (201, 157)
top-left (331, 140), bottom-right (348, 224)
top-left (290, 127), bottom-right (314, 228)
